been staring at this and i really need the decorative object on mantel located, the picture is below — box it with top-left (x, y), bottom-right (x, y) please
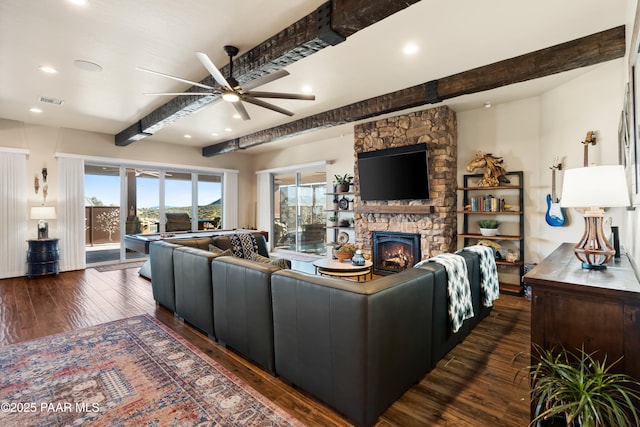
top-left (478, 219), bottom-right (499, 236)
top-left (42, 167), bottom-right (48, 182)
top-left (466, 151), bottom-right (510, 187)
top-left (334, 173), bottom-right (353, 192)
top-left (560, 165), bottom-right (630, 269)
top-left (34, 175), bottom-right (39, 194)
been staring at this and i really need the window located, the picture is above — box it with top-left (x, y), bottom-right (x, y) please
top-left (84, 163), bottom-right (224, 264)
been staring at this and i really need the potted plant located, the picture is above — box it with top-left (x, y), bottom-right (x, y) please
top-left (515, 345), bottom-right (640, 427)
top-left (334, 243), bottom-right (356, 261)
top-left (327, 215), bottom-right (338, 227)
top-left (478, 219), bottom-right (499, 236)
top-left (334, 173), bottom-right (353, 192)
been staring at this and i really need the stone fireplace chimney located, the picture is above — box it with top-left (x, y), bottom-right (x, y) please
top-left (353, 106), bottom-right (457, 262)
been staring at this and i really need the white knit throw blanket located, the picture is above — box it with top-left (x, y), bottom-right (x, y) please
top-left (457, 245), bottom-right (500, 307)
top-left (416, 253), bottom-right (474, 333)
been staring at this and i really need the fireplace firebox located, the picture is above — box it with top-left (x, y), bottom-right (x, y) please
top-left (372, 231), bottom-right (421, 276)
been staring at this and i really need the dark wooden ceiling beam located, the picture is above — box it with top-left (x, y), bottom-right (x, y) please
top-left (436, 25), bottom-right (625, 100)
top-left (115, 0), bottom-right (421, 146)
top-left (202, 26), bottom-right (625, 156)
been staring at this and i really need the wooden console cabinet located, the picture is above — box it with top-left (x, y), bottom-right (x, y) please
top-left (523, 243), bottom-right (640, 381)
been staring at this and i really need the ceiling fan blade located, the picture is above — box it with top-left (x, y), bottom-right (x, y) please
top-left (242, 96), bottom-right (294, 117)
top-left (239, 69), bottom-right (289, 91)
top-left (243, 91), bottom-right (315, 100)
top-left (143, 92), bottom-right (218, 96)
top-left (195, 52), bottom-right (232, 89)
top-left (232, 101), bottom-right (251, 120)
top-left (136, 67), bottom-right (215, 90)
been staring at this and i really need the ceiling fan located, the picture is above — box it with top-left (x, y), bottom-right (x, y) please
top-left (138, 45), bottom-right (315, 120)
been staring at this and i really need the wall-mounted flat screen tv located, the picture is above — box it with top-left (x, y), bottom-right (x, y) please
top-left (357, 143), bottom-right (430, 201)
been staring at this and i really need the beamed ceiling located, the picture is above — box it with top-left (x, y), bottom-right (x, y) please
top-left (0, 0), bottom-right (628, 157)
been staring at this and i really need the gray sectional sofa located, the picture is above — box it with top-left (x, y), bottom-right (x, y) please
top-left (148, 236), bottom-right (491, 427)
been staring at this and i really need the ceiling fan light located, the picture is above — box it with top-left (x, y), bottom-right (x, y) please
top-left (222, 92), bottom-right (240, 103)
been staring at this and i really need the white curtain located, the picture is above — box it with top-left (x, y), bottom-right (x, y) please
top-left (256, 171), bottom-right (272, 234)
top-left (57, 156), bottom-right (86, 271)
top-left (0, 150), bottom-right (28, 279)
top-left (223, 171), bottom-right (239, 229)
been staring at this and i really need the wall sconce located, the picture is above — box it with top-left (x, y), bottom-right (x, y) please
top-left (30, 206), bottom-right (57, 239)
top-left (560, 165), bottom-right (630, 269)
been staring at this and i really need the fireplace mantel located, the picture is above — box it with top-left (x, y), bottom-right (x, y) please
top-left (355, 205), bottom-right (435, 214)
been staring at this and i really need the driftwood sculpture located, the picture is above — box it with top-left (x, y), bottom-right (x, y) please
top-left (466, 152), bottom-right (510, 187)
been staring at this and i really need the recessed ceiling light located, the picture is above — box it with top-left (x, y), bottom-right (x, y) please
top-left (184, 134), bottom-right (192, 139)
top-left (484, 101), bottom-right (492, 108)
top-left (74, 60), bottom-right (103, 72)
top-left (68, 0), bottom-right (88, 5)
top-left (301, 85), bottom-right (313, 93)
top-left (39, 66), bottom-right (57, 74)
top-left (402, 42), bottom-right (419, 55)
top-left (29, 108), bottom-right (43, 113)
top-left (232, 114), bottom-right (241, 119)
top-left (211, 133), bottom-right (219, 137)
top-left (224, 128), bottom-right (232, 132)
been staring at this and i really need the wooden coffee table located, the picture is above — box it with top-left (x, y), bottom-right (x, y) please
top-left (312, 258), bottom-right (373, 281)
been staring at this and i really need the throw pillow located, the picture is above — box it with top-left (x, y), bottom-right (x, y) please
top-left (251, 253), bottom-right (290, 270)
top-left (229, 233), bottom-right (259, 259)
top-left (208, 245), bottom-right (233, 258)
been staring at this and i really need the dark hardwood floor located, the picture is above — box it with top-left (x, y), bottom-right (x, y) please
top-left (0, 267), bottom-right (531, 426)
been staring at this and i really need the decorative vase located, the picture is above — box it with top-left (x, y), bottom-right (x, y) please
top-left (480, 228), bottom-right (498, 236)
top-left (351, 250), bottom-right (365, 266)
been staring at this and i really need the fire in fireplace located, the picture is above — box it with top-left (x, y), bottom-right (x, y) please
top-left (372, 231), bottom-right (421, 276)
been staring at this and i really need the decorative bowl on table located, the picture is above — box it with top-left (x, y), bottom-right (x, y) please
top-left (333, 243), bottom-right (356, 261)
top-left (334, 249), bottom-right (352, 261)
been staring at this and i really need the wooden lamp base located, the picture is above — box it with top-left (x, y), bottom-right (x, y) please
top-left (574, 209), bottom-right (615, 269)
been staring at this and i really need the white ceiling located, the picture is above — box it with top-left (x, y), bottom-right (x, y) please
top-left (0, 0), bottom-right (627, 154)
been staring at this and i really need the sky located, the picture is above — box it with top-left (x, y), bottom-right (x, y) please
top-left (85, 174), bottom-right (221, 207)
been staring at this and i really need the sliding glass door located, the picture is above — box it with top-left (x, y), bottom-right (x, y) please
top-left (84, 164), bottom-right (224, 265)
top-left (84, 165), bottom-right (122, 264)
top-left (272, 170), bottom-right (326, 255)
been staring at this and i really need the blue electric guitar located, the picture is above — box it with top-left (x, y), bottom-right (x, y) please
top-left (545, 157), bottom-right (566, 226)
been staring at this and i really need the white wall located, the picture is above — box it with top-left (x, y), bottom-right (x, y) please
top-left (0, 119), bottom-right (257, 236)
top-left (458, 59), bottom-right (626, 265)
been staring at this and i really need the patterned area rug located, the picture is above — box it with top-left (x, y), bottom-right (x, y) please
top-left (0, 315), bottom-right (304, 426)
top-left (93, 260), bottom-right (147, 272)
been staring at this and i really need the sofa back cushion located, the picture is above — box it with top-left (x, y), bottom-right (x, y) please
top-left (270, 268), bottom-right (435, 426)
top-left (164, 236), bottom-right (213, 250)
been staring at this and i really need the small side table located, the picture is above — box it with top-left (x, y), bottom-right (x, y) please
top-left (312, 258), bottom-right (373, 281)
top-left (27, 238), bottom-right (59, 278)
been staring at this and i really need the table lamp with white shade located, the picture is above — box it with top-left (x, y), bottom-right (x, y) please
top-left (560, 165), bottom-right (630, 269)
top-left (30, 206), bottom-right (56, 239)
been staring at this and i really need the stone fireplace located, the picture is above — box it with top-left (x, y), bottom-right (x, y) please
top-left (353, 106), bottom-right (457, 263)
top-left (372, 231), bottom-right (421, 276)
